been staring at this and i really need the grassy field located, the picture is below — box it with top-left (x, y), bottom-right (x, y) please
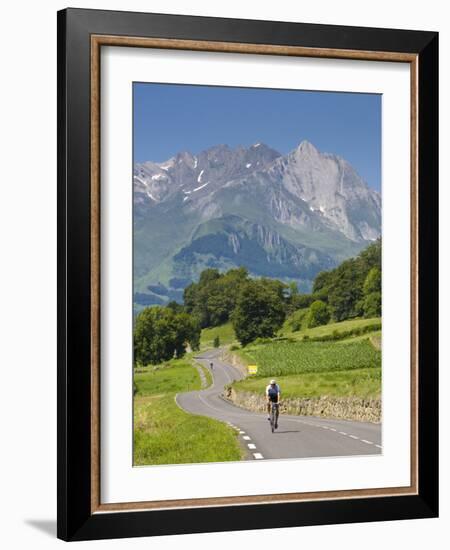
top-left (198, 317), bottom-right (381, 350)
top-left (134, 357), bottom-right (241, 466)
top-left (233, 367), bottom-right (381, 400)
top-left (281, 316), bottom-right (381, 340)
top-left (134, 358), bottom-right (200, 396)
top-left (200, 322), bottom-right (236, 349)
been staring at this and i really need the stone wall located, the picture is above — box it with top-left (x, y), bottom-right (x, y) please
top-left (224, 387), bottom-right (381, 423)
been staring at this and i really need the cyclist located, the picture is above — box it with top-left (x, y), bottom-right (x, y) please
top-left (210, 361), bottom-right (213, 370)
top-left (266, 379), bottom-right (281, 429)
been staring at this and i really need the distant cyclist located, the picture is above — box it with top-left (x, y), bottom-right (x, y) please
top-left (266, 379), bottom-right (281, 429)
top-left (210, 362), bottom-right (213, 370)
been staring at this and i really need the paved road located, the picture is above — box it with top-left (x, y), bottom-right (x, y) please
top-left (176, 349), bottom-right (382, 461)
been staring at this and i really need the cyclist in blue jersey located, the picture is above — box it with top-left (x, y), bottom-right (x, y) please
top-left (266, 379), bottom-right (281, 429)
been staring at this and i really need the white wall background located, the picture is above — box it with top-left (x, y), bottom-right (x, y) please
top-left (0, 1), bottom-right (447, 548)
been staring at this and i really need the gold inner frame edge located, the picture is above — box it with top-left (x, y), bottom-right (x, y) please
top-left (90, 34), bottom-right (419, 514)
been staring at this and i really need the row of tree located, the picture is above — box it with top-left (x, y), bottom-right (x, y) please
top-left (134, 240), bottom-right (381, 363)
top-left (183, 266), bottom-right (288, 327)
top-left (287, 240), bottom-right (381, 329)
top-left (309, 238), bottom-right (381, 321)
top-left (134, 306), bottom-right (200, 365)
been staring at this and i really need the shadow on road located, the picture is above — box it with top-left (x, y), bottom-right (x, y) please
top-left (273, 430), bottom-right (301, 434)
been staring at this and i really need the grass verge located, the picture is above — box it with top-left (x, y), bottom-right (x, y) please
top-left (232, 367), bottom-right (381, 400)
top-left (134, 357), bottom-right (241, 466)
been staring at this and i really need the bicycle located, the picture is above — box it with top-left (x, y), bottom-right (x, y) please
top-left (268, 401), bottom-right (280, 433)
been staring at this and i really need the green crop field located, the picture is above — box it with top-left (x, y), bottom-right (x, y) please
top-left (238, 339), bottom-right (381, 377)
top-left (232, 317), bottom-right (382, 402)
top-left (134, 357), bottom-right (241, 465)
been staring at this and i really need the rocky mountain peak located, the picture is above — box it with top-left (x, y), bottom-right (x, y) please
top-left (133, 139), bottom-right (381, 305)
top-left (297, 139), bottom-right (319, 155)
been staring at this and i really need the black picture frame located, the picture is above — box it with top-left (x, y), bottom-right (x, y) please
top-left (57, 7), bottom-right (438, 542)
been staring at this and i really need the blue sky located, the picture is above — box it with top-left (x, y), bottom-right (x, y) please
top-left (133, 83), bottom-right (381, 191)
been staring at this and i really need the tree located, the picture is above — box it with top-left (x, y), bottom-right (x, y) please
top-left (183, 267), bottom-right (249, 328)
top-left (134, 307), bottom-right (200, 365)
top-left (288, 281), bottom-right (298, 298)
top-left (312, 240), bottom-right (382, 322)
top-left (232, 280), bottom-right (286, 346)
top-left (359, 238), bottom-right (381, 271)
top-left (327, 260), bottom-right (365, 321)
top-left (363, 291), bottom-right (381, 318)
top-left (213, 336), bottom-right (220, 348)
top-left (171, 312), bottom-right (201, 355)
top-left (133, 307), bottom-right (175, 365)
top-left (313, 270), bottom-right (333, 295)
top-left (363, 266), bottom-right (381, 295)
top-left (359, 266), bottom-right (382, 318)
top-left (166, 301), bottom-right (185, 314)
top-left (307, 300), bottom-right (331, 328)
top-left (288, 307), bottom-right (309, 331)
top-left (289, 293), bottom-right (314, 311)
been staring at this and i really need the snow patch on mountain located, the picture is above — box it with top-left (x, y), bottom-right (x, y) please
top-left (133, 140), bottom-right (380, 244)
top-left (193, 182), bottom-right (209, 192)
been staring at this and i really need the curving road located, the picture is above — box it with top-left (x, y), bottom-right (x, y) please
top-left (176, 349), bottom-right (382, 461)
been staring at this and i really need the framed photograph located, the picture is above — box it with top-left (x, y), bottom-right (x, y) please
top-left (57, 8), bottom-right (438, 541)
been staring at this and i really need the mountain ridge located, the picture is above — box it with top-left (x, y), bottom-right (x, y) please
top-left (133, 140), bottom-right (381, 307)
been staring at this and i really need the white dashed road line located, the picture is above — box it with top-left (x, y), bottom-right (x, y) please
top-left (235, 431), bottom-right (263, 459)
top-left (312, 425), bottom-right (381, 448)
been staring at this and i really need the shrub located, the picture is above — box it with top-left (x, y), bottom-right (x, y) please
top-left (307, 300), bottom-right (331, 328)
top-left (288, 308), bottom-right (309, 332)
top-left (213, 335), bottom-right (220, 348)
